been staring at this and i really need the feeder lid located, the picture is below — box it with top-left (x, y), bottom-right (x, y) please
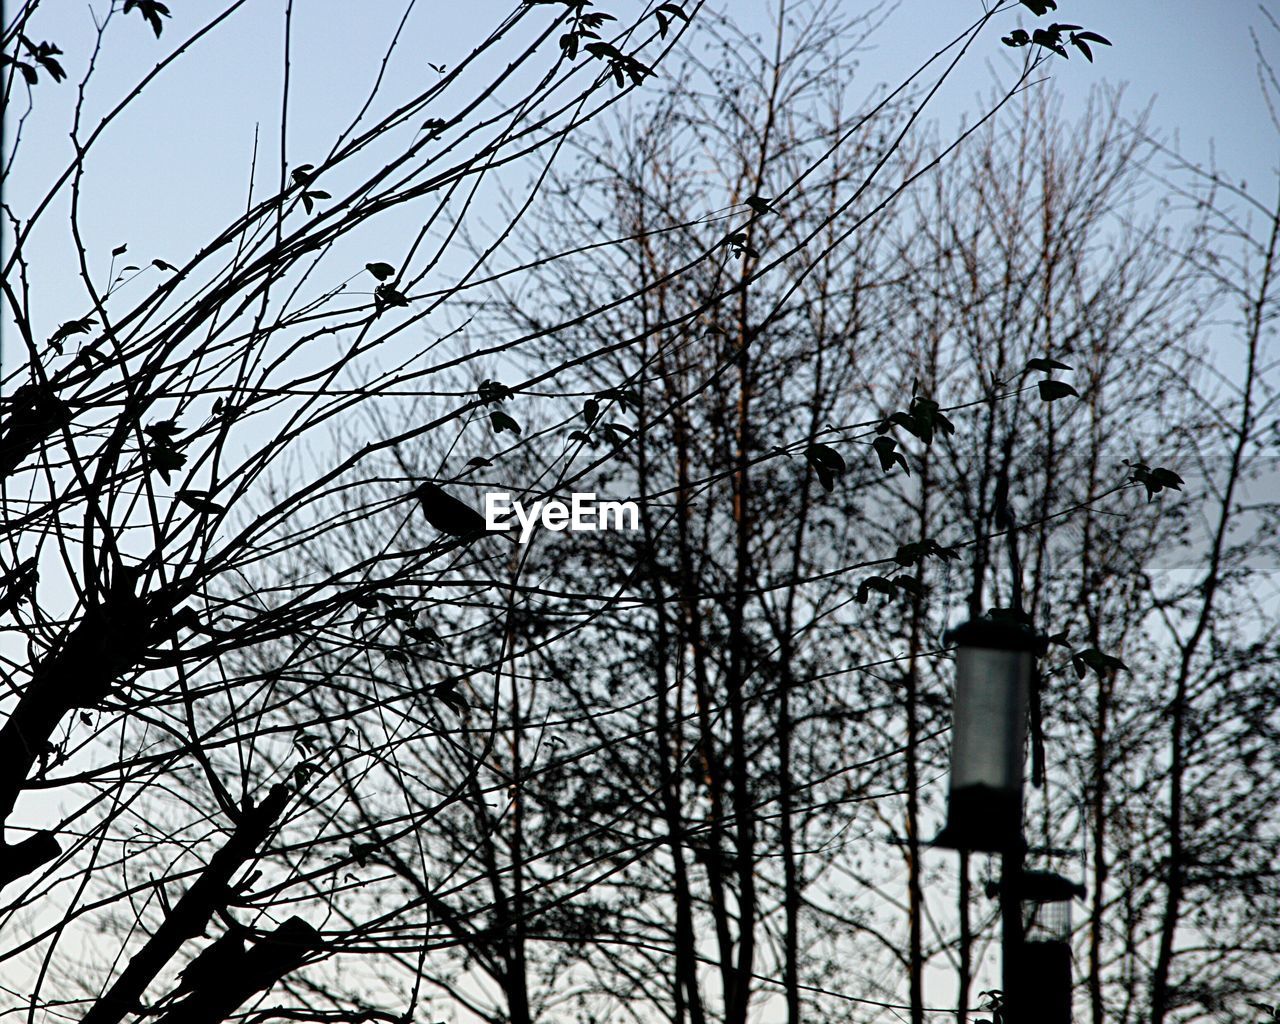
top-left (1017, 869), bottom-right (1087, 903)
top-left (944, 615), bottom-right (1041, 653)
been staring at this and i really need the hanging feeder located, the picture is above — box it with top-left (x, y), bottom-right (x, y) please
top-left (932, 617), bottom-right (1038, 853)
top-left (1014, 870), bottom-right (1085, 1024)
top-left (1019, 870), bottom-right (1085, 941)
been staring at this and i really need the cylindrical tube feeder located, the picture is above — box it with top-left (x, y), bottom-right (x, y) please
top-left (932, 617), bottom-right (1038, 852)
top-left (1014, 870), bottom-right (1085, 1024)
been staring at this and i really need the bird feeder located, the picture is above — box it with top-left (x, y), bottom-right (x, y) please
top-left (1018, 869), bottom-right (1085, 941)
top-left (933, 617), bottom-right (1038, 853)
top-left (1013, 870), bottom-right (1085, 1024)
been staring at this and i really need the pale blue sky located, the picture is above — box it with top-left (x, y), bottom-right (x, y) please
top-left (869, 0), bottom-right (1278, 184)
top-left (2, 4), bottom-right (1275, 1016)
top-left (5, 0), bottom-right (1278, 365)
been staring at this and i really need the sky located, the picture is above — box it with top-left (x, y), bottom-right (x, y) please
top-left (5, 0), bottom-right (1279, 335)
top-left (2, 2), bottom-right (1277, 1017)
top-left (5, 0), bottom-right (1276, 772)
top-left (12, 0), bottom-right (1276, 415)
top-left (5, 0), bottom-right (1277, 811)
top-left (874, 0), bottom-right (1278, 186)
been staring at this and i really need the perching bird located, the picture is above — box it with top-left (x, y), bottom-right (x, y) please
top-left (411, 481), bottom-right (487, 539)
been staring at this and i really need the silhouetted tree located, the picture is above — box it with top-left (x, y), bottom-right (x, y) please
top-left (209, 7), bottom-right (1275, 1024)
top-left (12, 4), bottom-right (1269, 1024)
top-left (1, 2), bottom-right (694, 1019)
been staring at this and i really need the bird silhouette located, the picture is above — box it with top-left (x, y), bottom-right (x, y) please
top-left (411, 482), bottom-right (487, 539)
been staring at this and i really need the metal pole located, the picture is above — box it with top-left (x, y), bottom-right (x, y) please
top-left (1000, 840), bottom-right (1024, 1024)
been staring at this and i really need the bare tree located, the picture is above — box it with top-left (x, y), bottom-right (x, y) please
top-left (227, 8), bottom-right (1280, 1024)
top-left (13, 4), bottom-right (1241, 1024)
top-left (1, 1), bottom-right (700, 1019)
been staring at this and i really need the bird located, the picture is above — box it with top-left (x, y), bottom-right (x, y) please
top-left (411, 481), bottom-right (487, 539)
